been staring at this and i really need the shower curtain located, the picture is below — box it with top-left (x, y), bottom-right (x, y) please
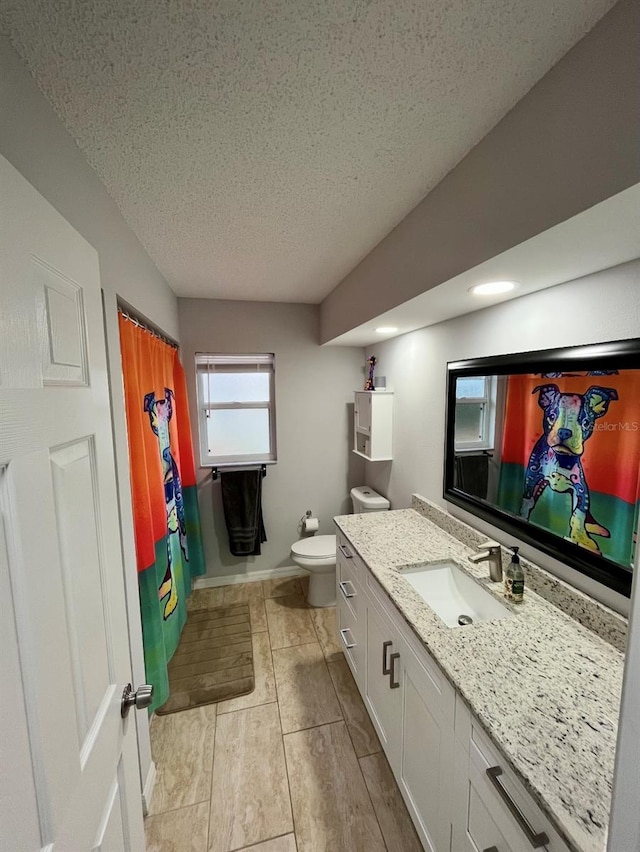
top-left (119, 314), bottom-right (205, 712)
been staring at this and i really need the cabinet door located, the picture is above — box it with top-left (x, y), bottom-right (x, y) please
top-left (364, 595), bottom-right (402, 770)
top-left (452, 739), bottom-right (514, 852)
top-left (355, 392), bottom-right (372, 434)
top-left (468, 725), bottom-right (562, 852)
top-left (399, 639), bottom-right (454, 852)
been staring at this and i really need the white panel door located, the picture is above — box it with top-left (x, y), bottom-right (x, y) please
top-left (0, 155), bottom-right (145, 851)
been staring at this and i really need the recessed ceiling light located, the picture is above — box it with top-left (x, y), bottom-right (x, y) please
top-left (469, 281), bottom-right (518, 296)
top-left (375, 326), bottom-right (398, 334)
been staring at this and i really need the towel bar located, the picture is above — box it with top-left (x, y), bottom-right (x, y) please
top-left (211, 464), bottom-right (267, 481)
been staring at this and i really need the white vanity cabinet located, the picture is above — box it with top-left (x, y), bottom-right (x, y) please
top-left (353, 390), bottom-right (393, 460)
top-left (453, 698), bottom-right (572, 852)
top-left (364, 575), bottom-right (455, 852)
top-left (336, 531), bottom-right (455, 852)
top-left (335, 528), bottom-right (573, 852)
top-left (336, 531), bottom-right (458, 852)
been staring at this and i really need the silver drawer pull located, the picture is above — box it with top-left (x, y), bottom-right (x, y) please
top-left (486, 767), bottom-right (549, 848)
top-left (339, 580), bottom-right (356, 599)
top-left (389, 652), bottom-right (400, 689)
top-left (339, 628), bottom-right (356, 649)
top-left (338, 544), bottom-right (353, 558)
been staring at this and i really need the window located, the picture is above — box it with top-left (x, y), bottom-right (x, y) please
top-left (195, 353), bottom-right (276, 467)
top-left (454, 375), bottom-right (496, 451)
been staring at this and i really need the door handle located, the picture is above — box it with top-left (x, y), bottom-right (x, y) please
top-left (486, 766), bottom-right (549, 848)
top-left (382, 640), bottom-right (392, 675)
top-left (339, 580), bottom-right (356, 599)
top-left (338, 544), bottom-right (353, 558)
top-left (339, 628), bottom-right (356, 649)
top-left (121, 683), bottom-right (153, 718)
top-left (389, 652), bottom-right (400, 689)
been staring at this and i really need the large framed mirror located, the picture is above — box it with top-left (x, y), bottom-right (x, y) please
top-left (444, 338), bottom-right (640, 597)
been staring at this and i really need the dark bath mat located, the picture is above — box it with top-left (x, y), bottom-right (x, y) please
top-left (156, 602), bottom-right (255, 715)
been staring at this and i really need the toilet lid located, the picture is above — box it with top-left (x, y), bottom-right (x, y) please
top-left (291, 535), bottom-right (336, 559)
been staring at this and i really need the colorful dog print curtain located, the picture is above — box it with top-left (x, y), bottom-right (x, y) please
top-left (119, 315), bottom-right (205, 712)
top-left (497, 371), bottom-right (640, 570)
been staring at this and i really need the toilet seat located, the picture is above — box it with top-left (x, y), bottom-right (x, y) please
top-left (290, 534), bottom-right (336, 560)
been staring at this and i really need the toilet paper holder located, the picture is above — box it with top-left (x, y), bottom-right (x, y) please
top-left (299, 509), bottom-right (318, 534)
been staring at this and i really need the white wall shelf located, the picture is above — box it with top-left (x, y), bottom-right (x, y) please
top-left (353, 390), bottom-right (393, 461)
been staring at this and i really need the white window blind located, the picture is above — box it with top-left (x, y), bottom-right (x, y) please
top-left (195, 353), bottom-right (277, 467)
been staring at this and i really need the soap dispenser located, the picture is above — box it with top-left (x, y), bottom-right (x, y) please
top-left (504, 546), bottom-right (524, 603)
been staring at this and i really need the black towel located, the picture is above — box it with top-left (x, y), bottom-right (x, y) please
top-left (220, 469), bottom-right (267, 556)
top-left (454, 454), bottom-right (489, 500)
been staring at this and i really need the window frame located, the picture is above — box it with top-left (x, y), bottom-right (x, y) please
top-left (195, 353), bottom-right (277, 468)
top-left (454, 375), bottom-right (497, 452)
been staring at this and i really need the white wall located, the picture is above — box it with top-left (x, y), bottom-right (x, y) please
top-left (178, 298), bottom-right (365, 581)
top-left (0, 37), bottom-right (178, 339)
top-left (364, 260), bottom-right (639, 613)
top-left (321, 0), bottom-right (640, 342)
top-left (0, 38), bottom-right (179, 802)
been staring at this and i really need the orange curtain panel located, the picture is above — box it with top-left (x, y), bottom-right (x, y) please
top-left (119, 314), bottom-right (205, 712)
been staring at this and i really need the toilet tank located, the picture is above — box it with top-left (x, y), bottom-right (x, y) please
top-left (350, 486), bottom-right (390, 513)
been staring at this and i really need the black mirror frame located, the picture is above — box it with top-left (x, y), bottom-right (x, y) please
top-left (444, 338), bottom-right (640, 598)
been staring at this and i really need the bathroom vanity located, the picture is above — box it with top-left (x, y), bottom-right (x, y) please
top-left (334, 503), bottom-right (624, 852)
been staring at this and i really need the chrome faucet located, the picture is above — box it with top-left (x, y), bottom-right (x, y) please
top-left (469, 540), bottom-right (503, 582)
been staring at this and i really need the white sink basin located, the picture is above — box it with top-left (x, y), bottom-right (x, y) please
top-left (400, 561), bottom-right (513, 628)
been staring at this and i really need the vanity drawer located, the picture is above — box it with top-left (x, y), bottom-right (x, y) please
top-left (336, 533), bottom-right (362, 579)
top-left (337, 551), bottom-right (361, 618)
top-left (337, 593), bottom-right (365, 689)
top-left (470, 723), bottom-right (569, 852)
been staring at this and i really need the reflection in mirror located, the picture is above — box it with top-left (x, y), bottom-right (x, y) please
top-left (445, 340), bottom-right (640, 597)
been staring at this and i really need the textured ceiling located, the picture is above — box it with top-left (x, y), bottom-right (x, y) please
top-left (2, 0), bottom-right (617, 302)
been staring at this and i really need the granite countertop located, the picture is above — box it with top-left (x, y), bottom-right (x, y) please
top-left (333, 508), bottom-right (624, 852)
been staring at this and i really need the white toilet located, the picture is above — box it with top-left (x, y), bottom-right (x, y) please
top-left (290, 486), bottom-right (390, 607)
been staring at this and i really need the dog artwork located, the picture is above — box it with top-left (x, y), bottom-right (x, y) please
top-left (144, 388), bottom-right (189, 619)
top-left (520, 384), bottom-right (618, 554)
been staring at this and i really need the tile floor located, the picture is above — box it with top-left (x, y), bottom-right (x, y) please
top-left (145, 576), bottom-right (423, 852)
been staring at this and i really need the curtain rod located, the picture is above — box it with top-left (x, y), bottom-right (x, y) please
top-left (118, 307), bottom-right (179, 349)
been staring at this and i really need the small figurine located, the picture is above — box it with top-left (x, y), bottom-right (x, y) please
top-left (364, 355), bottom-right (377, 391)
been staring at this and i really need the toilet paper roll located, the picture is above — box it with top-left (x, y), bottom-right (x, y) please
top-left (303, 517), bottom-right (319, 533)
